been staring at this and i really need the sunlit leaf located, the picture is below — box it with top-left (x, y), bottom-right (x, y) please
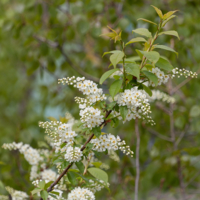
top-left (125, 37), bottom-right (147, 46)
top-left (110, 51), bottom-right (124, 68)
top-left (99, 69), bottom-right (120, 84)
top-left (137, 18), bottom-right (157, 26)
top-left (159, 30), bottom-right (180, 40)
top-left (132, 28), bottom-right (152, 38)
top-left (88, 167), bottom-right (108, 183)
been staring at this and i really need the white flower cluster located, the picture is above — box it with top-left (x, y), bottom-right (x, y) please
top-left (115, 87), bottom-right (155, 125)
top-left (65, 146), bottom-right (83, 163)
top-left (149, 67), bottom-right (169, 86)
top-left (5, 186), bottom-right (28, 200)
top-left (172, 68), bottom-right (198, 78)
top-left (58, 76), bottom-right (106, 106)
top-left (91, 133), bottom-right (134, 157)
top-left (2, 142), bottom-right (43, 166)
top-left (88, 179), bottom-right (110, 193)
top-left (148, 90), bottom-right (175, 104)
top-left (80, 107), bottom-right (104, 129)
top-left (41, 169), bottom-right (57, 181)
top-left (68, 187), bottom-right (95, 200)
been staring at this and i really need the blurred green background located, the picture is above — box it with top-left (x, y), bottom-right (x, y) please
top-left (0, 0), bottom-right (200, 199)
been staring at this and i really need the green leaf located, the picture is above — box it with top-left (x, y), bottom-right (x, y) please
top-left (155, 57), bottom-right (173, 71)
top-left (38, 180), bottom-right (45, 189)
top-left (151, 5), bottom-right (163, 19)
top-left (154, 45), bottom-right (178, 56)
top-left (119, 106), bottom-right (128, 121)
top-left (135, 50), bottom-right (143, 60)
top-left (137, 18), bottom-right (157, 26)
top-left (109, 79), bottom-right (123, 99)
top-left (143, 70), bottom-right (158, 86)
top-left (50, 191), bottom-right (60, 196)
top-left (93, 126), bottom-right (101, 138)
top-left (31, 188), bottom-right (42, 195)
top-left (49, 193), bottom-right (57, 199)
top-left (158, 30), bottom-right (180, 40)
top-left (132, 28), bottom-right (152, 38)
top-left (162, 15), bottom-right (176, 27)
top-left (67, 171), bottom-right (77, 185)
top-left (102, 50), bottom-right (122, 57)
top-left (99, 69), bottom-right (120, 84)
top-left (44, 181), bottom-right (54, 190)
top-left (125, 37), bottom-right (147, 46)
top-left (40, 190), bottom-right (48, 200)
top-left (110, 51), bottom-right (124, 68)
top-left (142, 84), bottom-right (152, 96)
top-left (190, 105), bottom-right (200, 117)
top-left (139, 50), bottom-right (160, 63)
top-left (163, 10), bottom-right (178, 20)
top-left (91, 162), bottom-right (102, 168)
top-left (125, 63), bottom-right (140, 79)
top-left (75, 162), bottom-right (85, 174)
top-left (88, 167), bottom-right (108, 183)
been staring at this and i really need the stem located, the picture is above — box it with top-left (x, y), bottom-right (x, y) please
top-left (40, 110), bottom-right (113, 199)
top-left (135, 117), bottom-right (140, 200)
top-left (140, 20), bottom-right (162, 70)
top-left (121, 40), bottom-right (126, 91)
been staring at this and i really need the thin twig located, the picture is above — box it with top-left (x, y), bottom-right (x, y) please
top-left (147, 128), bottom-right (172, 142)
top-left (155, 102), bottom-right (171, 115)
top-left (134, 117), bottom-right (140, 200)
top-left (40, 110), bottom-right (113, 199)
top-left (33, 35), bottom-right (100, 83)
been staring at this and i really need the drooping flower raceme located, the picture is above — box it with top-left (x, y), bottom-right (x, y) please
top-left (172, 68), bottom-right (198, 78)
top-left (41, 169), bottom-right (57, 182)
top-left (65, 146), bottom-right (83, 163)
top-left (80, 107), bottom-right (104, 129)
top-left (114, 87), bottom-right (155, 125)
top-left (68, 187), bottom-right (95, 200)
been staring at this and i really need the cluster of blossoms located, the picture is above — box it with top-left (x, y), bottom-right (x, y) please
top-left (80, 107), bottom-right (104, 129)
top-left (41, 169), bottom-right (57, 181)
top-left (5, 186), bottom-right (28, 200)
top-left (68, 187), bottom-right (95, 200)
top-left (149, 67), bottom-right (169, 87)
top-left (58, 76), bottom-right (106, 106)
top-left (88, 179), bottom-right (110, 193)
top-left (114, 87), bottom-right (155, 125)
top-left (65, 146), bottom-right (83, 163)
top-left (91, 133), bottom-right (134, 157)
top-left (148, 90), bottom-right (176, 104)
top-left (172, 68), bottom-right (198, 78)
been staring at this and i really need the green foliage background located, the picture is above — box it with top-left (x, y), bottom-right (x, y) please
top-left (0, 0), bottom-right (200, 199)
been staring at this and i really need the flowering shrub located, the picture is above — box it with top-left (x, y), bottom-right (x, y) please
top-left (1, 6), bottom-right (198, 200)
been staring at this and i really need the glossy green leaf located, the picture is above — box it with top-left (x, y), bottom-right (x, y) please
top-left (38, 180), bottom-right (45, 189)
top-left (88, 167), bottom-right (108, 183)
top-left (125, 63), bottom-right (140, 79)
top-left (154, 45), bottom-right (178, 56)
top-left (109, 79), bottom-right (123, 99)
top-left (125, 37), bottom-right (147, 46)
top-left (143, 70), bottom-right (158, 86)
top-left (75, 162), bottom-right (85, 174)
top-left (142, 84), bottom-right (152, 96)
top-left (40, 190), bottom-right (48, 200)
top-left (162, 15), bottom-right (176, 27)
top-left (163, 10), bottom-right (178, 20)
top-left (31, 188), bottom-right (42, 195)
top-left (151, 5), bottom-right (163, 18)
top-left (99, 69), bottom-right (120, 84)
top-left (159, 30), bottom-right (180, 40)
top-left (110, 51), bottom-right (124, 68)
top-left (67, 172), bottom-right (76, 185)
top-left (139, 50), bottom-right (160, 63)
top-left (132, 28), bottom-right (152, 38)
top-left (93, 126), bottom-right (101, 138)
top-left (137, 18), bottom-right (157, 26)
top-left (119, 106), bottom-right (128, 121)
top-left (102, 50), bottom-right (122, 57)
top-left (155, 57), bottom-right (173, 71)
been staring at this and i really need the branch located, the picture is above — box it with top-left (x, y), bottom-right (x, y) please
top-left (134, 117), bottom-right (140, 200)
top-left (146, 127), bottom-right (172, 142)
top-left (155, 102), bottom-right (171, 115)
top-left (40, 109), bottom-right (113, 198)
top-left (33, 35), bottom-right (100, 83)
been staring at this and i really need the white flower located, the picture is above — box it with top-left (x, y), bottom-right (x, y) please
top-left (65, 146), bottom-right (83, 163)
top-left (41, 169), bottom-right (57, 182)
top-left (68, 187), bottom-right (95, 200)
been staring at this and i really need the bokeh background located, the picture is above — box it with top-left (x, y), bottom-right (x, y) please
top-left (0, 0), bottom-right (200, 199)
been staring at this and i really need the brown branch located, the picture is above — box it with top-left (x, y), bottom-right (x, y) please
top-left (146, 127), bottom-right (173, 142)
top-left (33, 35), bottom-right (100, 83)
top-left (40, 109), bottom-right (113, 199)
top-left (134, 117), bottom-right (140, 200)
